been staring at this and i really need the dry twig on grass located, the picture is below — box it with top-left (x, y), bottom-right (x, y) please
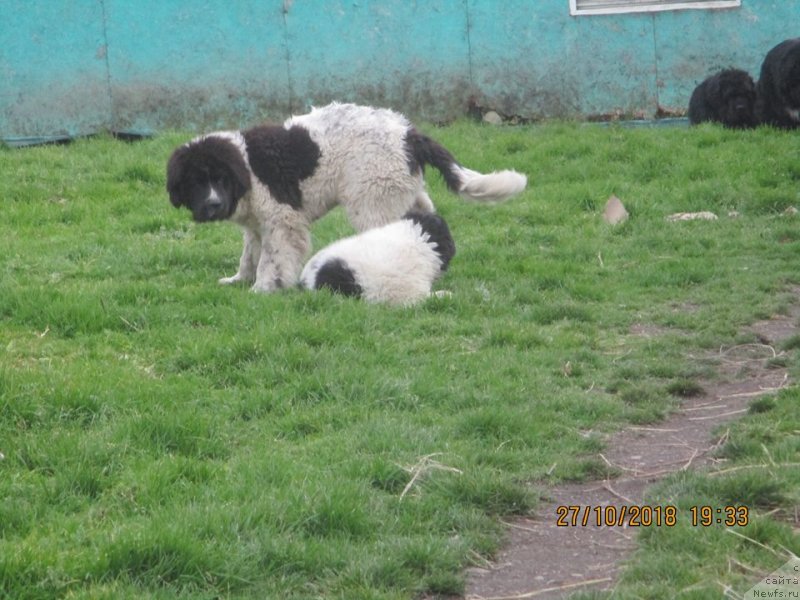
top-left (709, 462), bottom-right (800, 477)
top-left (602, 480), bottom-right (635, 504)
top-left (719, 342), bottom-right (778, 360)
top-left (398, 453), bottom-right (462, 501)
top-left (724, 528), bottom-right (797, 559)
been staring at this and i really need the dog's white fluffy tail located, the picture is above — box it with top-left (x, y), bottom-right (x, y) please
top-left (452, 165), bottom-right (528, 203)
top-left (406, 129), bottom-right (527, 203)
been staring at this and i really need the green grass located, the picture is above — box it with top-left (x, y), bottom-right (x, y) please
top-left (1, 121), bottom-right (799, 599)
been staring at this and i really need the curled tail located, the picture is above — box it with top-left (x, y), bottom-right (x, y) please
top-left (405, 129), bottom-right (527, 203)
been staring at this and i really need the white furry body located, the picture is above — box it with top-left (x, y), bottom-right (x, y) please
top-left (196, 103), bottom-right (526, 292)
top-left (300, 219), bottom-right (446, 306)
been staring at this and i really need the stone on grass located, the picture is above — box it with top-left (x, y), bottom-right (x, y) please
top-left (603, 195), bottom-right (629, 225)
top-left (482, 110), bottom-right (503, 125)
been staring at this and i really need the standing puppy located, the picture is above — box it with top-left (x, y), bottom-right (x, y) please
top-left (299, 211), bottom-right (456, 306)
top-left (166, 102), bottom-right (526, 292)
top-left (688, 68), bottom-right (757, 128)
top-left (755, 38), bottom-right (800, 129)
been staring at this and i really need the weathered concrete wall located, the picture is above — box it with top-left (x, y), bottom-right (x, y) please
top-left (469, 1), bottom-right (796, 119)
top-left (0, 0), bottom-right (797, 139)
top-left (1, 2), bottom-right (112, 139)
top-left (284, 1), bottom-right (472, 122)
top-left (104, 2), bottom-right (290, 132)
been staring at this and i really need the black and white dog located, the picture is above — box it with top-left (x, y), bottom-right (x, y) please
top-left (166, 102), bottom-right (526, 292)
top-left (688, 68), bottom-right (757, 128)
top-left (755, 38), bottom-right (800, 129)
top-left (299, 211), bottom-right (455, 306)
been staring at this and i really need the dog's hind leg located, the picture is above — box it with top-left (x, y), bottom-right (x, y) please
top-left (219, 228), bottom-right (260, 285)
top-left (411, 189), bottom-right (436, 214)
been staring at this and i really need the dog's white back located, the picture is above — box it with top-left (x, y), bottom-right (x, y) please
top-left (300, 218), bottom-right (448, 306)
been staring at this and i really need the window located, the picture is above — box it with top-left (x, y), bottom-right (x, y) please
top-left (569, 0), bottom-right (741, 16)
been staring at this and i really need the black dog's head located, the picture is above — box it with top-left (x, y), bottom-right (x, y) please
top-left (712, 69), bottom-right (757, 128)
top-left (758, 38), bottom-right (800, 127)
top-left (166, 135), bottom-right (251, 222)
top-left (777, 40), bottom-right (800, 109)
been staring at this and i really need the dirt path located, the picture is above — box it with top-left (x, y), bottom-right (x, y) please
top-left (465, 300), bottom-right (798, 600)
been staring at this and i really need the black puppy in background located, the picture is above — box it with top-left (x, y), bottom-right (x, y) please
top-left (755, 38), bottom-right (800, 129)
top-left (688, 68), bottom-right (757, 128)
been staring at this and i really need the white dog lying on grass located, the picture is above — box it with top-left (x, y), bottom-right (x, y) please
top-left (299, 211), bottom-right (456, 306)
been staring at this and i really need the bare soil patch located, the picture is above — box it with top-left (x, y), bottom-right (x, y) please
top-left (465, 301), bottom-right (799, 600)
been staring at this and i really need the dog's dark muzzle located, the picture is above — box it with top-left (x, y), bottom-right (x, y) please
top-left (206, 197), bottom-right (225, 218)
top-left (192, 186), bottom-right (231, 222)
top-left (191, 199), bottom-right (226, 222)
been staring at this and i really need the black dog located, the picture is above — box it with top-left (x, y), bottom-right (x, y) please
top-left (755, 38), bottom-right (800, 129)
top-left (688, 69), bottom-right (757, 128)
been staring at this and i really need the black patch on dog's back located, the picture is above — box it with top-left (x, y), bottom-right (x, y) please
top-left (404, 128), bottom-right (462, 193)
top-left (314, 259), bottom-right (363, 297)
top-left (404, 211), bottom-right (456, 271)
top-left (243, 125), bottom-right (321, 209)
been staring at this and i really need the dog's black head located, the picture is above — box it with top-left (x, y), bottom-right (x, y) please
top-left (404, 211), bottom-right (456, 271)
top-left (166, 135), bottom-right (251, 222)
top-left (758, 38), bottom-right (800, 126)
top-left (777, 40), bottom-right (800, 109)
top-left (712, 69), bottom-right (757, 128)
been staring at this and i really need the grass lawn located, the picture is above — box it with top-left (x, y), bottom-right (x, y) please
top-left (1, 121), bottom-right (799, 599)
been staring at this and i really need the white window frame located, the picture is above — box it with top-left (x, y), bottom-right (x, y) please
top-left (569, 0), bottom-right (741, 16)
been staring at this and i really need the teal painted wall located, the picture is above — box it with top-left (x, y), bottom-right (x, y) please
top-left (0, 1), bottom-right (797, 139)
top-left (1, 2), bottom-right (111, 138)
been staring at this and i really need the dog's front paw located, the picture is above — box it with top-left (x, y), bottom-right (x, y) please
top-left (250, 278), bottom-right (283, 294)
top-left (219, 273), bottom-right (251, 285)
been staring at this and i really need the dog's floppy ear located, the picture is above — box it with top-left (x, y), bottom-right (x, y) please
top-left (223, 146), bottom-right (252, 201)
top-left (166, 145), bottom-right (189, 208)
top-left (198, 136), bottom-right (252, 201)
